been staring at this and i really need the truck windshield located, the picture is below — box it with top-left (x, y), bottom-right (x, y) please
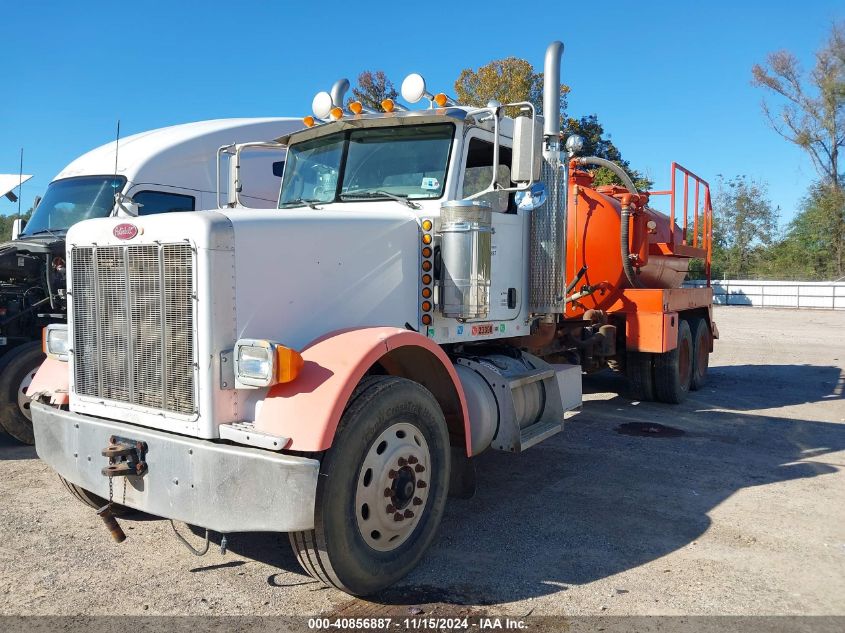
top-left (279, 123), bottom-right (454, 208)
top-left (21, 175), bottom-right (126, 236)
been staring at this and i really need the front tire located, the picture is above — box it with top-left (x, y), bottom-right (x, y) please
top-left (59, 476), bottom-right (134, 517)
top-left (0, 342), bottom-right (45, 444)
top-left (289, 376), bottom-right (451, 595)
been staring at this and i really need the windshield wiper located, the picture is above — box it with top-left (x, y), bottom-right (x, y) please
top-left (22, 228), bottom-right (66, 239)
top-left (280, 198), bottom-right (323, 210)
top-left (340, 190), bottom-right (421, 210)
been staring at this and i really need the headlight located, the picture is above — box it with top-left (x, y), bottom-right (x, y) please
top-left (233, 339), bottom-right (303, 389)
top-left (44, 324), bottom-right (69, 361)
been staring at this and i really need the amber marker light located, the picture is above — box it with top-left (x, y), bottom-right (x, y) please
top-left (421, 314), bottom-right (432, 325)
top-left (422, 301), bottom-right (432, 312)
top-left (349, 101), bottom-right (364, 115)
top-left (381, 98), bottom-right (396, 113)
top-left (422, 287), bottom-right (432, 298)
top-left (275, 345), bottom-right (304, 384)
top-left (329, 107), bottom-right (344, 121)
top-left (422, 260), bottom-right (432, 272)
top-left (422, 219), bottom-right (432, 231)
top-left (422, 246), bottom-right (432, 258)
top-left (303, 116), bottom-right (316, 128)
top-left (422, 234), bottom-right (432, 245)
top-left (422, 273), bottom-right (432, 284)
top-left (433, 93), bottom-right (448, 107)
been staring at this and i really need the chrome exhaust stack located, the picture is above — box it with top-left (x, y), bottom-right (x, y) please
top-left (530, 41), bottom-right (567, 315)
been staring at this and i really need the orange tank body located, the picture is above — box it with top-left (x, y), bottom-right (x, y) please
top-left (564, 169), bottom-right (693, 322)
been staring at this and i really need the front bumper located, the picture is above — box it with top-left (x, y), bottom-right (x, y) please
top-left (32, 402), bottom-right (320, 532)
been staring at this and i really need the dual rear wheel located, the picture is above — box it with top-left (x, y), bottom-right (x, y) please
top-left (627, 316), bottom-right (711, 404)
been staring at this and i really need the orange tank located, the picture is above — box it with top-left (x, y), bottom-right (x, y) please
top-left (564, 169), bottom-right (694, 320)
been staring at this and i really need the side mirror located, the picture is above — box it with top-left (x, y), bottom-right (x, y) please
top-left (511, 115), bottom-right (542, 182)
top-left (11, 218), bottom-right (25, 241)
top-left (515, 182), bottom-right (547, 211)
top-left (32, 195), bottom-right (41, 210)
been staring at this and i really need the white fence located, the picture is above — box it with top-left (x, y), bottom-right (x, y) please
top-left (683, 279), bottom-right (845, 310)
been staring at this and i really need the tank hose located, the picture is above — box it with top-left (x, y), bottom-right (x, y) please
top-left (620, 205), bottom-right (643, 288)
top-left (575, 156), bottom-right (638, 194)
top-left (574, 156), bottom-right (643, 288)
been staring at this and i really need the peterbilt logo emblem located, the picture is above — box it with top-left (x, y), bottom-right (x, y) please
top-left (113, 223), bottom-right (139, 240)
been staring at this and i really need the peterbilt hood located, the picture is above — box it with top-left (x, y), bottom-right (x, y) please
top-left (219, 206), bottom-right (421, 350)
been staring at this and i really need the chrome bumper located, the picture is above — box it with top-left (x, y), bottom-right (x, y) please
top-left (32, 402), bottom-right (319, 532)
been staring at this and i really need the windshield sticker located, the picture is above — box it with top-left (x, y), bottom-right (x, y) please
top-left (421, 177), bottom-right (439, 190)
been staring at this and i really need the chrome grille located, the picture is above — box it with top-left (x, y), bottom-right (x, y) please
top-left (71, 243), bottom-right (195, 415)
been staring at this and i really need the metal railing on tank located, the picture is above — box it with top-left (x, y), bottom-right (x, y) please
top-left (647, 162), bottom-right (713, 286)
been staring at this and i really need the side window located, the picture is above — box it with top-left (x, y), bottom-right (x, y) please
top-left (461, 138), bottom-right (514, 212)
top-left (133, 190), bottom-right (195, 216)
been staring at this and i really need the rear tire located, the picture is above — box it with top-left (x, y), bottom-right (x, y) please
top-left (289, 375), bottom-right (450, 596)
top-left (689, 318), bottom-right (711, 391)
top-left (59, 476), bottom-right (134, 517)
top-left (654, 319), bottom-right (693, 404)
top-left (0, 342), bottom-right (45, 445)
top-left (626, 352), bottom-right (655, 401)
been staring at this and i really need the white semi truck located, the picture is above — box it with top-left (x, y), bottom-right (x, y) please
top-left (0, 118), bottom-right (301, 444)
top-left (27, 42), bottom-right (673, 595)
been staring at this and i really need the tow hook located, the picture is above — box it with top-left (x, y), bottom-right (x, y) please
top-left (96, 436), bottom-right (148, 543)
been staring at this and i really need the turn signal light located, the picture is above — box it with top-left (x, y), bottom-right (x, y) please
top-left (275, 345), bottom-right (304, 384)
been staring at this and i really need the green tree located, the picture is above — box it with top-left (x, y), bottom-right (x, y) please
top-left (711, 176), bottom-right (779, 278)
top-left (0, 207), bottom-right (33, 242)
top-left (349, 70), bottom-right (398, 110)
top-left (454, 57), bottom-right (650, 189)
top-left (753, 22), bottom-right (845, 276)
top-left (563, 115), bottom-right (653, 190)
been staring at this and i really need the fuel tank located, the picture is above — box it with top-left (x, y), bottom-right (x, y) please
top-left (564, 170), bottom-right (688, 319)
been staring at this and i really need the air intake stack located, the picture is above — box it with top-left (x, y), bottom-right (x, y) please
top-left (529, 41), bottom-right (567, 315)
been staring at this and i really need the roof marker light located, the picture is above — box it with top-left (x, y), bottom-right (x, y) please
top-left (349, 101), bottom-right (364, 115)
top-left (329, 106), bottom-right (344, 121)
top-left (433, 93), bottom-right (456, 107)
top-left (303, 116), bottom-right (316, 128)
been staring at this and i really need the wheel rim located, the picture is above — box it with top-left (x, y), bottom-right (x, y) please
top-left (17, 369), bottom-right (37, 421)
top-left (355, 421), bottom-right (431, 552)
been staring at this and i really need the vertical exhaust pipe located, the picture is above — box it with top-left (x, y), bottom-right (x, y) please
top-left (542, 41), bottom-right (564, 157)
top-left (330, 78), bottom-right (350, 108)
top-left (530, 41), bottom-right (567, 315)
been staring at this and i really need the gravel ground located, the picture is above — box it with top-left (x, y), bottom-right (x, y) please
top-left (0, 306), bottom-right (843, 617)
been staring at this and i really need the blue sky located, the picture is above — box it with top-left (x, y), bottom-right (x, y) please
top-left (1, 0), bottom-right (842, 226)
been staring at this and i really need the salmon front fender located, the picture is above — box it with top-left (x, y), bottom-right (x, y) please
top-left (27, 357), bottom-right (70, 406)
top-left (254, 327), bottom-right (471, 455)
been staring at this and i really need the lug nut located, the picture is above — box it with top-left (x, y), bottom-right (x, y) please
top-left (413, 497), bottom-right (423, 506)
top-left (393, 512), bottom-right (404, 522)
top-left (386, 504), bottom-right (395, 513)
top-left (397, 457), bottom-right (407, 467)
top-left (404, 510), bottom-right (414, 519)
top-left (417, 480), bottom-right (427, 489)
top-left (388, 470), bottom-right (398, 479)
top-left (384, 488), bottom-right (392, 497)
top-left (414, 464), bottom-right (425, 473)
top-left (408, 456), bottom-right (419, 465)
